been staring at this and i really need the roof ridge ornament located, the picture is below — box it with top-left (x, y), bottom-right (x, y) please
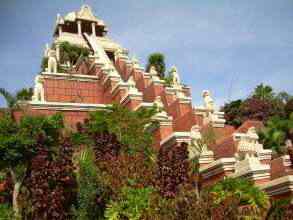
top-left (78, 5), bottom-right (98, 22)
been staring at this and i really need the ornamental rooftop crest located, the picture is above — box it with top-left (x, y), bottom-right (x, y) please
top-left (15, 5), bottom-right (292, 201)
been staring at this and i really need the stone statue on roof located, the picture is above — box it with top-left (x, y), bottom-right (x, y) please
top-left (149, 65), bottom-right (158, 75)
top-left (154, 96), bottom-right (164, 109)
top-left (44, 43), bottom-right (50, 57)
top-left (170, 66), bottom-right (181, 88)
top-left (202, 90), bottom-right (214, 111)
top-left (32, 75), bottom-right (45, 102)
top-left (47, 49), bottom-right (57, 73)
top-left (127, 76), bottom-right (138, 94)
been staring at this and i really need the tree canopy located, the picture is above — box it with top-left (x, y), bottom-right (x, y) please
top-left (145, 53), bottom-right (166, 79)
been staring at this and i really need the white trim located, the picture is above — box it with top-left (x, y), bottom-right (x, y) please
top-left (26, 101), bottom-right (108, 111)
top-left (160, 132), bottom-right (191, 147)
top-left (41, 72), bottom-right (99, 82)
top-left (199, 158), bottom-right (236, 177)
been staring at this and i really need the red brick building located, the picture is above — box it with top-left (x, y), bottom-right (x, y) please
top-left (17, 5), bottom-right (293, 202)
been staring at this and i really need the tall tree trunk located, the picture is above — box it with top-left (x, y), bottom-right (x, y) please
top-left (10, 169), bottom-right (22, 219)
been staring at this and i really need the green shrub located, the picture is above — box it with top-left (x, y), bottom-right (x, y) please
top-left (74, 147), bottom-right (101, 220)
top-left (0, 204), bottom-right (13, 219)
top-left (105, 186), bottom-right (153, 220)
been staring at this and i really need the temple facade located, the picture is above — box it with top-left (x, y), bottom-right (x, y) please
top-left (18, 5), bottom-right (292, 201)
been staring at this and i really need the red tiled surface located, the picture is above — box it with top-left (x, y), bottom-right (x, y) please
top-left (236, 120), bottom-right (263, 133)
top-left (270, 157), bottom-right (293, 180)
top-left (44, 78), bottom-right (104, 104)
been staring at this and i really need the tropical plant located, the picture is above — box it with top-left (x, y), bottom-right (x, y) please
top-left (265, 198), bottom-right (293, 220)
top-left (105, 186), bottom-right (153, 220)
top-left (74, 147), bottom-right (100, 220)
top-left (189, 124), bottom-right (217, 198)
top-left (0, 87), bottom-right (34, 116)
top-left (59, 41), bottom-right (90, 66)
top-left (259, 114), bottom-right (293, 156)
top-left (146, 53), bottom-right (166, 78)
top-left (210, 177), bottom-right (270, 218)
top-left (252, 84), bottom-right (275, 101)
top-left (16, 88), bottom-right (33, 101)
top-left (0, 203), bottom-right (13, 219)
top-left (77, 103), bottom-right (158, 158)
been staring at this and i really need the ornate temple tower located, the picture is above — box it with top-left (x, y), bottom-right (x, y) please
top-left (18, 5), bottom-right (292, 201)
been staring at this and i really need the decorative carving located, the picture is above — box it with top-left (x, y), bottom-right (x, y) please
top-left (154, 96), bottom-right (164, 109)
top-left (202, 90), bottom-right (214, 111)
top-left (47, 49), bottom-right (57, 73)
top-left (32, 75), bottom-right (45, 102)
top-left (149, 65), bottom-right (158, 75)
top-left (44, 43), bottom-right (50, 57)
top-left (169, 66), bottom-right (181, 87)
top-left (190, 125), bottom-right (201, 140)
top-left (127, 76), bottom-right (138, 94)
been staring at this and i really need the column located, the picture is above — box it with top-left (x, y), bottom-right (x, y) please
top-left (77, 20), bottom-right (82, 36)
top-left (58, 25), bottom-right (62, 36)
top-left (56, 44), bottom-right (60, 61)
top-left (91, 22), bottom-right (96, 36)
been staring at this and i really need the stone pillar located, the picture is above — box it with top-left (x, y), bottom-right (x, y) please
top-left (58, 25), bottom-right (62, 36)
top-left (91, 22), bottom-right (96, 36)
top-left (77, 20), bottom-right (82, 36)
top-left (56, 44), bottom-right (60, 61)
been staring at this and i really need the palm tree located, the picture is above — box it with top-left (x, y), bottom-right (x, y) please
top-left (253, 84), bottom-right (275, 101)
top-left (0, 87), bottom-right (33, 116)
top-left (259, 115), bottom-right (292, 156)
top-left (0, 88), bottom-right (18, 115)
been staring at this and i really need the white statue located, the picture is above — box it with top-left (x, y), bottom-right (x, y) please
top-left (127, 76), bottom-right (138, 94)
top-left (202, 90), bottom-right (214, 111)
top-left (149, 65), bottom-right (158, 75)
top-left (47, 49), bottom-right (57, 73)
top-left (169, 66), bottom-right (181, 87)
top-left (44, 43), bottom-right (50, 57)
top-left (154, 96), bottom-right (164, 109)
top-left (190, 125), bottom-right (201, 140)
top-left (32, 75), bottom-right (45, 102)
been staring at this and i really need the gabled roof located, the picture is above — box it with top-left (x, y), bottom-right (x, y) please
top-left (59, 5), bottom-right (105, 25)
top-left (209, 120), bottom-right (263, 159)
top-left (236, 120), bottom-right (263, 133)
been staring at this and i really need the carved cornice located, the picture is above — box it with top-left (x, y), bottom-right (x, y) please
top-left (260, 175), bottom-right (293, 196)
top-left (160, 132), bottom-right (191, 148)
top-left (41, 72), bottom-right (99, 82)
top-left (200, 158), bottom-right (236, 179)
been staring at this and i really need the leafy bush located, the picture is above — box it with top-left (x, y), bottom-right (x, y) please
top-left (0, 204), bottom-right (13, 219)
top-left (59, 41), bottom-right (90, 66)
top-left (105, 186), bottom-right (153, 220)
top-left (146, 53), bottom-right (166, 79)
top-left (156, 142), bottom-right (189, 198)
top-left (26, 137), bottom-right (76, 220)
top-left (210, 177), bottom-right (269, 218)
top-left (74, 147), bottom-right (101, 220)
top-left (259, 114), bottom-right (293, 155)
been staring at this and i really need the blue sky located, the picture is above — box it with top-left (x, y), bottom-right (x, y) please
top-left (0, 0), bottom-right (293, 107)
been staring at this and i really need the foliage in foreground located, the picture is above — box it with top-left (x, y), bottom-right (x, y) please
top-left (0, 103), bottom-right (291, 219)
top-left (74, 147), bottom-right (100, 220)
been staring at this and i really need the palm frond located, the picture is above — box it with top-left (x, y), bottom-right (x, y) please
top-left (0, 88), bottom-right (17, 109)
